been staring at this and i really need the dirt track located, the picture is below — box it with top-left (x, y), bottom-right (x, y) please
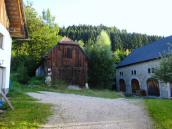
top-left (28, 91), bottom-right (152, 129)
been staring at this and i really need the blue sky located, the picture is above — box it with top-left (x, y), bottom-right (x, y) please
top-left (24, 0), bottom-right (172, 36)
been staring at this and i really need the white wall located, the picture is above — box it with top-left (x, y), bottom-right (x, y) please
top-left (116, 59), bottom-right (171, 98)
top-left (0, 23), bottom-right (12, 94)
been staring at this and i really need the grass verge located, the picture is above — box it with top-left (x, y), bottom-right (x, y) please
top-left (145, 99), bottom-right (172, 129)
top-left (12, 81), bottom-right (123, 99)
top-left (0, 83), bottom-right (52, 129)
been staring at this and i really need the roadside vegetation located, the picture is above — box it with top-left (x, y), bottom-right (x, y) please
top-left (145, 99), bottom-right (172, 129)
top-left (15, 77), bottom-right (123, 99)
top-left (0, 81), bottom-right (52, 129)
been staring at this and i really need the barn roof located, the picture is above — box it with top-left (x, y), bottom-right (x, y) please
top-left (59, 37), bottom-right (79, 45)
top-left (117, 35), bottom-right (172, 68)
top-left (5, 0), bottom-right (28, 38)
top-left (44, 38), bottom-right (88, 60)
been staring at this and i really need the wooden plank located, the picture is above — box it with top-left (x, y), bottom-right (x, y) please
top-left (0, 0), bottom-right (9, 28)
top-left (1, 92), bottom-right (14, 110)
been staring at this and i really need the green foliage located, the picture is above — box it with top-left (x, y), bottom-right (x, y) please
top-left (0, 83), bottom-right (52, 129)
top-left (154, 55), bottom-right (172, 83)
top-left (15, 62), bottom-right (30, 84)
top-left (85, 32), bottom-right (115, 89)
top-left (113, 49), bottom-right (131, 64)
top-left (28, 76), bottom-right (44, 86)
top-left (42, 8), bottom-right (56, 27)
top-left (96, 30), bottom-right (111, 48)
top-left (12, 3), bottom-right (62, 77)
top-left (145, 99), bottom-right (172, 129)
top-left (51, 80), bottom-right (68, 90)
top-left (59, 25), bottom-right (162, 51)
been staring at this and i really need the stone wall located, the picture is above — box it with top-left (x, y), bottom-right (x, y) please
top-left (116, 59), bottom-right (171, 98)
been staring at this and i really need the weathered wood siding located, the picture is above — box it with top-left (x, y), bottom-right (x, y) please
top-left (0, 0), bottom-right (27, 38)
top-left (5, 0), bottom-right (27, 38)
top-left (44, 42), bottom-right (88, 86)
top-left (0, 0), bottom-right (9, 28)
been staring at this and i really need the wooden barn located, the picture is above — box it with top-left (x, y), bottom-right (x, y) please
top-left (37, 38), bottom-right (88, 87)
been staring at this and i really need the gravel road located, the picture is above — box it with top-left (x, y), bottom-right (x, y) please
top-left (28, 91), bottom-right (152, 129)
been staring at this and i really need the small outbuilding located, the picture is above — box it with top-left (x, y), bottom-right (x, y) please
top-left (37, 38), bottom-right (88, 87)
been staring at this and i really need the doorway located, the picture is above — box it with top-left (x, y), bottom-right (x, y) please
top-left (147, 78), bottom-right (160, 97)
top-left (131, 79), bottom-right (140, 94)
top-left (119, 79), bottom-right (126, 92)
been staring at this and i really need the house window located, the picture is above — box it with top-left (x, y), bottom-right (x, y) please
top-left (152, 68), bottom-right (155, 73)
top-left (63, 48), bottom-right (72, 58)
top-left (148, 68), bottom-right (155, 74)
top-left (120, 72), bottom-right (124, 76)
top-left (132, 70), bottom-right (136, 75)
top-left (0, 33), bottom-right (3, 49)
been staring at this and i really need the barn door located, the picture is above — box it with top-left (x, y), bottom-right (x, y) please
top-left (147, 79), bottom-right (160, 97)
top-left (131, 79), bottom-right (140, 94)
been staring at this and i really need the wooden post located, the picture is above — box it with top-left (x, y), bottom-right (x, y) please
top-left (1, 92), bottom-right (14, 110)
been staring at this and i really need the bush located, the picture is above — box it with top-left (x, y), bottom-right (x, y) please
top-left (15, 63), bottom-right (30, 84)
top-left (28, 76), bottom-right (44, 86)
top-left (51, 80), bottom-right (68, 90)
top-left (85, 31), bottom-right (115, 90)
top-left (124, 92), bottom-right (132, 97)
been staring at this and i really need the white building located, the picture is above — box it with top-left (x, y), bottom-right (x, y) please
top-left (116, 36), bottom-right (172, 98)
top-left (0, 24), bottom-right (12, 94)
top-left (0, 0), bottom-right (27, 94)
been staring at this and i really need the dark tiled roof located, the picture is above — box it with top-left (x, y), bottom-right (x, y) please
top-left (117, 36), bottom-right (172, 68)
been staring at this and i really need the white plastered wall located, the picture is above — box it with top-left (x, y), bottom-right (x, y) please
top-left (0, 23), bottom-right (12, 94)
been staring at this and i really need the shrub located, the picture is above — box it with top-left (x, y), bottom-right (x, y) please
top-left (51, 80), bottom-right (68, 90)
top-left (15, 63), bottom-right (30, 84)
top-left (85, 31), bottom-right (116, 90)
top-left (154, 55), bottom-right (172, 83)
top-left (28, 76), bottom-right (44, 86)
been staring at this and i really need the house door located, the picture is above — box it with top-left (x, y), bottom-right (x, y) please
top-left (119, 79), bottom-right (126, 92)
top-left (0, 68), bottom-right (3, 89)
top-left (131, 79), bottom-right (140, 94)
top-left (147, 79), bottom-right (160, 97)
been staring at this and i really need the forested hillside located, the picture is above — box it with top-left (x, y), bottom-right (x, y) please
top-left (60, 25), bottom-right (162, 51)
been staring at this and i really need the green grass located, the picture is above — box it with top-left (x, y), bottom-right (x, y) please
top-left (0, 83), bottom-right (52, 129)
top-left (12, 82), bottom-right (123, 99)
top-left (10, 78), bottom-right (123, 99)
top-left (54, 88), bottom-right (123, 99)
top-left (145, 99), bottom-right (172, 129)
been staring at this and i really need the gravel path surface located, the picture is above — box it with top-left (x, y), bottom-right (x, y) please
top-left (28, 91), bottom-right (152, 129)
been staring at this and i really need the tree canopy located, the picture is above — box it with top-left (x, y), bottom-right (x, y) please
top-left (12, 3), bottom-right (61, 82)
top-left (59, 25), bottom-right (162, 51)
top-left (154, 55), bottom-right (172, 83)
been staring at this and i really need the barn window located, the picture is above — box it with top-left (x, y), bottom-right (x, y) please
top-left (63, 48), bottom-right (72, 58)
top-left (148, 68), bottom-right (151, 73)
top-left (134, 70), bottom-right (136, 75)
top-left (0, 33), bottom-right (3, 49)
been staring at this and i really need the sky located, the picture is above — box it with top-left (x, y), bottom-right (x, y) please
top-left (24, 0), bottom-right (172, 36)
